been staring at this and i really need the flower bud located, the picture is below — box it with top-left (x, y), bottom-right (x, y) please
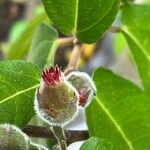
top-left (34, 66), bottom-right (79, 126)
top-left (0, 124), bottom-right (30, 150)
top-left (66, 72), bottom-right (96, 107)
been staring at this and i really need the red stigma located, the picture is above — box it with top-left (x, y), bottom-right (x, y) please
top-left (42, 65), bottom-right (61, 86)
top-left (78, 91), bottom-right (88, 107)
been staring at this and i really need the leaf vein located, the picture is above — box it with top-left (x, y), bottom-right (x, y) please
top-left (74, 0), bottom-right (79, 33)
top-left (0, 84), bottom-right (39, 105)
top-left (77, 0), bottom-right (115, 33)
top-left (95, 97), bottom-right (135, 150)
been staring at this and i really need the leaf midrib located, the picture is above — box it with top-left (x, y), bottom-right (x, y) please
top-left (0, 84), bottom-right (39, 105)
top-left (74, 0), bottom-right (79, 33)
top-left (74, 0), bottom-right (116, 33)
top-left (77, 0), bottom-right (115, 33)
top-left (122, 28), bottom-right (150, 61)
top-left (95, 96), bottom-right (135, 150)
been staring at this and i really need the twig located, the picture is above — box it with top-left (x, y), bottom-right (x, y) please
top-left (64, 39), bottom-right (81, 75)
top-left (108, 26), bottom-right (121, 33)
top-left (25, 0), bottom-right (39, 20)
top-left (58, 37), bottom-right (74, 47)
top-left (51, 126), bottom-right (67, 150)
top-left (22, 125), bottom-right (89, 145)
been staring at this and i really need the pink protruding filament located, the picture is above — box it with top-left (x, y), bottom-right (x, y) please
top-left (42, 65), bottom-right (61, 86)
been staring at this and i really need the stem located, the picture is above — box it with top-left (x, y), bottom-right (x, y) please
top-left (109, 26), bottom-right (121, 33)
top-left (51, 126), bottom-right (67, 150)
top-left (22, 125), bottom-right (89, 145)
top-left (25, 0), bottom-right (38, 20)
top-left (58, 37), bottom-right (74, 47)
top-left (64, 39), bottom-right (81, 75)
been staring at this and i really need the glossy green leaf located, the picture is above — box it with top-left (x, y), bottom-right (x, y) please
top-left (86, 68), bottom-right (150, 150)
top-left (121, 2), bottom-right (150, 93)
top-left (121, 2), bottom-right (150, 56)
top-left (0, 61), bottom-right (40, 127)
top-left (122, 30), bottom-right (150, 93)
top-left (28, 23), bottom-right (59, 70)
top-left (7, 13), bottom-right (48, 59)
top-left (80, 137), bottom-right (113, 150)
top-left (113, 33), bottom-right (127, 55)
top-left (42, 0), bottom-right (119, 43)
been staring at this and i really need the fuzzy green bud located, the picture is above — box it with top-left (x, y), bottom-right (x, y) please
top-left (35, 66), bottom-right (79, 126)
top-left (66, 72), bottom-right (96, 107)
top-left (0, 124), bottom-right (30, 150)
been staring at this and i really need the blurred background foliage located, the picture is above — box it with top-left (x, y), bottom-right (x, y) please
top-left (0, 0), bottom-right (138, 80)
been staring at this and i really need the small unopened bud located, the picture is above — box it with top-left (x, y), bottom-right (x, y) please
top-left (35, 66), bottom-right (79, 126)
top-left (0, 124), bottom-right (30, 150)
top-left (66, 72), bottom-right (96, 107)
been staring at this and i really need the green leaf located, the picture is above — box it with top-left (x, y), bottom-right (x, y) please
top-left (121, 0), bottom-right (134, 3)
top-left (7, 13), bottom-right (48, 59)
top-left (142, 0), bottom-right (150, 5)
top-left (9, 20), bottom-right (28, 43)
top-left (42, 0), bottom-right (119, 43)
top-left (86, 68), bottom-right (150, 150)
top-left (121, 2), bottom-right (150, 56)
top-left (113, 33), bottom-right (127, 55)
top-left (80, 137), bottom-right (113, 150)
top-left (121, 3), bottom-right (150, 93)
top-left (121, 30), bottom-right (150, 93)
top-left (0, 61), bottom-right (40, 127)
top-left (27, 23), bottom-right (59, 70)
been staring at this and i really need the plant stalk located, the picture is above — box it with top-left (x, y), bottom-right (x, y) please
top-left (109, 26), bottom-right (121, 33)
top-left (51, 126), bottom-right (67, 150)
top-left (64, 38), bottom-right (81, 75)
top-left (58, 37), bottom-right (74, 47)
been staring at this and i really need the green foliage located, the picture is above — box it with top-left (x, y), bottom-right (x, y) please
top-left (80, 137), bottom-right (113, 150)
top-left (113, 33), bottom-right (127, 55)
top-left (28, 23), bottom-right (59, 70)
top-left (121, 2), bottom-right (150, 56)
top-left (121, 2), bottom-right (150, 94)
top-left (7, 13), bottom-right (48, 59)
top-left (142, 0), bottom-right (150, 5)
top-left (42, 0), bottom-right (120, 43)
top-left (86, 68), bottom-right (150, 149)
top-left (9, 20), bottom-right (28, 43)
top-left (122, 31), bottom-right (150, 93)
top-left (0, 61), bottom-right (40, 127)
top-left (86, 3), bottom-right (150, 149)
